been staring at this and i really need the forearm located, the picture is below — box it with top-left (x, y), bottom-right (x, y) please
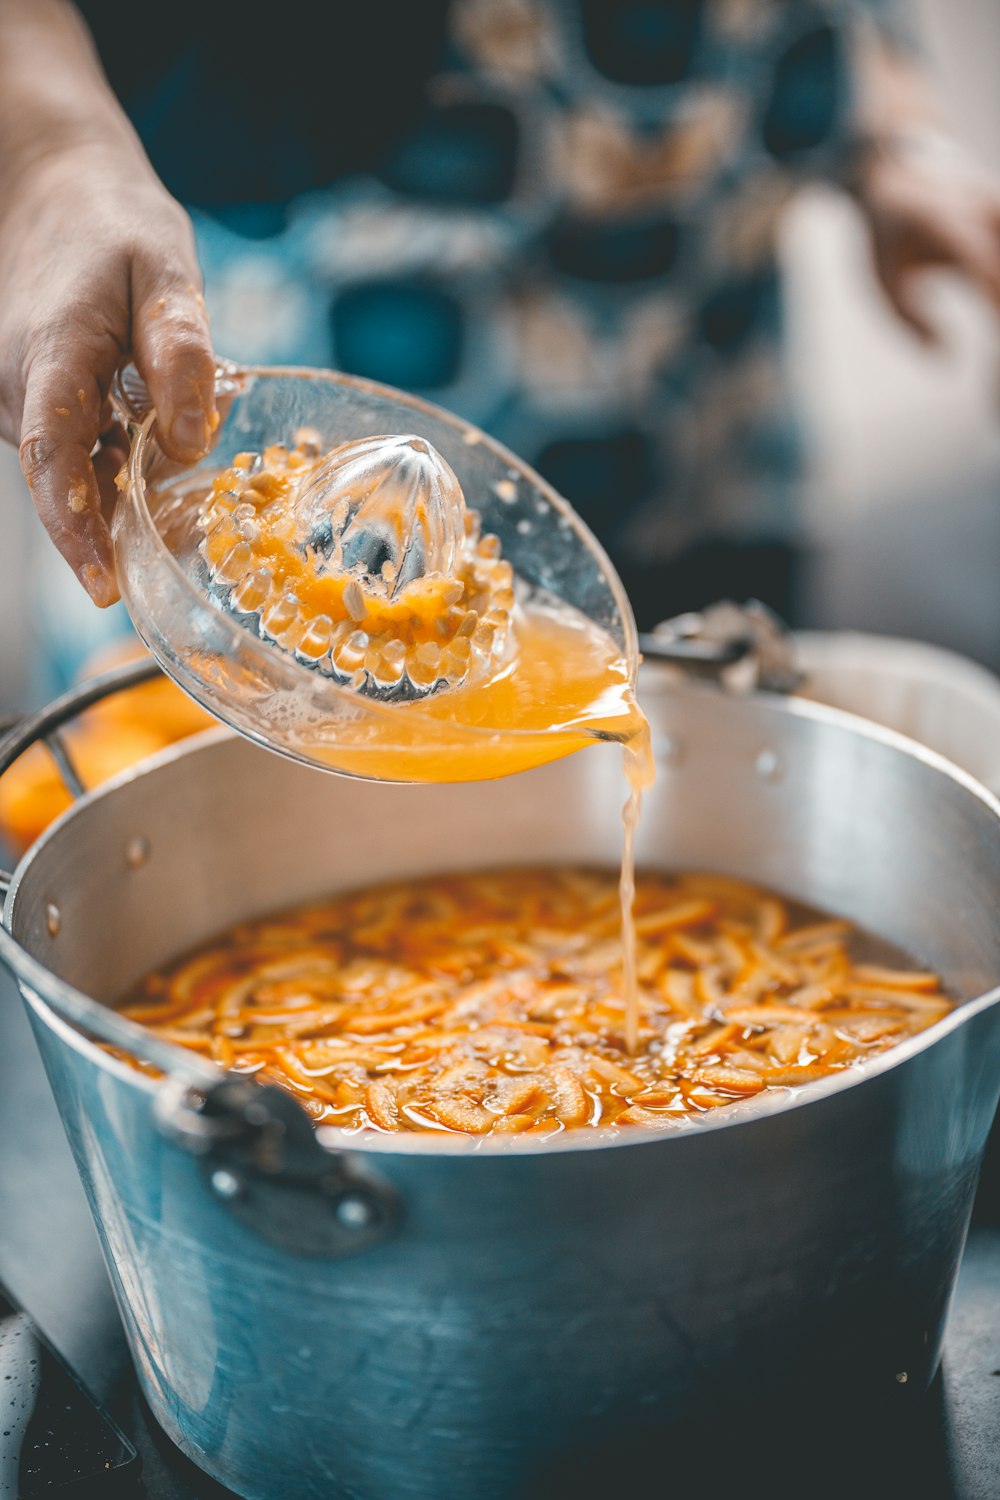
top-left (850, 24), bottom-right (975, 188)
top-left (855, 28), bottom-right (940, 141)
top-left (0, 0), bottom-right (146, 195)
top-left (844, 17), bottom-right (1000, 338)
top-left (0, 0), bottom-right (216, 606)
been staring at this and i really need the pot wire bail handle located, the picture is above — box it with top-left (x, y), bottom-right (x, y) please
top-left (0, 714), bottom-right (19, 903)
top-left (0, 664), bottom-right (157, 903)
top-left (0, 660), bottom-right (401, 1259)
top-left (639, 600), bottom-right (803, 692)
top-left (0, 659), bottom-right (233, 1085)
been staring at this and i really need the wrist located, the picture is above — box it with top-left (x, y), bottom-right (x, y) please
top-left (0, 2), bottom-right (146, 200)
top-left (0, 110), bottom-right (146, 205)
top-left (845, 126), bottom-right (974, 204)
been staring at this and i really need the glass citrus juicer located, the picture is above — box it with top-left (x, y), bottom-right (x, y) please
top-left (110, 362), bottom-right (641, 783)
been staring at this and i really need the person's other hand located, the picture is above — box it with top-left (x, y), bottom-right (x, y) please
top-left (0, 140), bottom-right (216, 606)
top-left (856, 149), bottom-right (1000, 345)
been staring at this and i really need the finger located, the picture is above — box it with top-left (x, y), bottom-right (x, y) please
top-left (876, 262), bottom-right (941, 346)
top-left (18, 359), bottom-right (120, 607)
top-left (131, 241), bottom-right (217, 466)
top-left (93, 427), bottom-right (130, 527)
top-left (936, 214), bottom-right (1000, 313)
top-left (893, 281), bottom-right (940, 346)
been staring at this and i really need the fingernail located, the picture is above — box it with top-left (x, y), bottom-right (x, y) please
top-left (169, 406), bottom-right (210, 457)
top-left (78, 561), bottom-right (119, 609)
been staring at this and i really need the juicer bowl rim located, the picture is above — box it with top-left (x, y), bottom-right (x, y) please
top-left (8, 684), bottom-right (1000, 1159)
top-left (122, 361), bottom-right (640, 743)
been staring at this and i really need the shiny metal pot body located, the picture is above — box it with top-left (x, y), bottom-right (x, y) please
top-left (6, 674), bottom-right (1000, 1500)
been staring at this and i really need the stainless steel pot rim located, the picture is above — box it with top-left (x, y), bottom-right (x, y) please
top-left (7, 683), bottom-right (1000, 1157)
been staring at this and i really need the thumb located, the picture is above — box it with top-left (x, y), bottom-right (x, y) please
top-left (888, 272), bottom-right (941, 347)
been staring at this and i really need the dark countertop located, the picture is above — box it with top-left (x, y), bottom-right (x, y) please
top-left (0, 969), bottom-right (997, 1500)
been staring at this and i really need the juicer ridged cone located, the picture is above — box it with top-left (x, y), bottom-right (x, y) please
top-left (199, 431), bottom-right (514, 701)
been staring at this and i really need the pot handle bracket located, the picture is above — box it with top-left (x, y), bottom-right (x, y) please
top-left (156, 1075), bottom-right (403, 1259)
top-left (639, 600), bottom-right (803, 693)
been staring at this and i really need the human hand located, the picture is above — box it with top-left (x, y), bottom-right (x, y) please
top-left (855, 146), bottom-right (1000, 345)
top-left (0, 139), bottom-right (217, 606)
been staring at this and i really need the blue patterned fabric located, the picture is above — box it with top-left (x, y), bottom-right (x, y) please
top-left (50, 1), bottom-right (888, 688)
top-left (186, 0), bottom-right (867, 567)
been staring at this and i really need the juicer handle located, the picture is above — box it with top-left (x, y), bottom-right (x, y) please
top-left (110, 358), bottom-right (245, 431)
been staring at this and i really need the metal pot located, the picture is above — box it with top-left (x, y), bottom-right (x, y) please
top-left (2, 659), bottom-right (1000, 1500)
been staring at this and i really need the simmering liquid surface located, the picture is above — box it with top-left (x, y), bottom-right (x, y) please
top-left (119, 869), bottom-right (951, 1136)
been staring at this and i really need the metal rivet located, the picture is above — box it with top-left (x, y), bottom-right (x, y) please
top-left (756, 748), bottom-right (782, 783)
top-left (45, 903), bottom-right (61, 938)
top-left (125, 835), bottom-right (150, 869)
top-left (654, 735), bottom-right (683, 767)
top-left (895, 1371), bottom-right (908, 1384)
top-left (336, 1193), bottom-right (374, 1230)
top-left (210, 1168), bottom-right (244, 1201)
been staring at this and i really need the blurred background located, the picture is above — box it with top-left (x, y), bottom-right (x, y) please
top-left (788, 0), bottom-right (1000, 656)
top-left (0, 0), bottom-right (997, 713)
